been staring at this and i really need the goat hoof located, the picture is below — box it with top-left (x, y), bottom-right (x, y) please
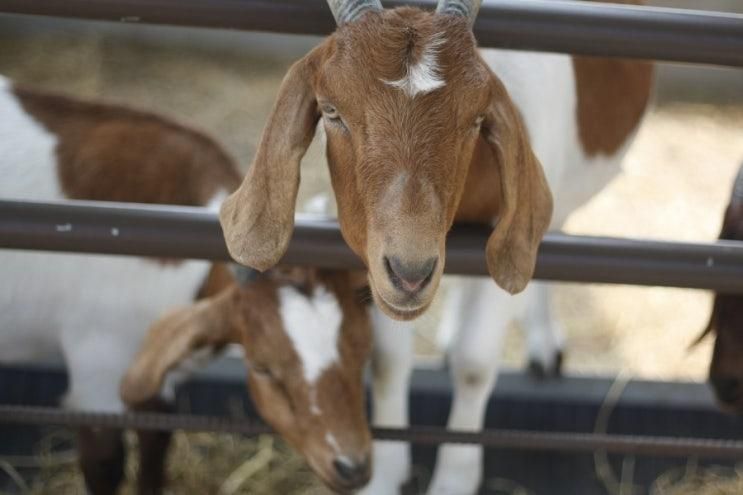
top-left (527, 350), bottom-right (564, 380)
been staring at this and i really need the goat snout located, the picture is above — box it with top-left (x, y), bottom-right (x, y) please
top-left (333, 455), bottom-right (371, 487)
top-left (711, 376), bottom-right (742, 405)
top-left (384, 256), bottom-right (437, 295)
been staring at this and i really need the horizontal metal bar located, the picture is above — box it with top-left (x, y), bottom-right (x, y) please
top-left (0, 0), bottom-right (741, 67)
top-left (2, 199), bottom-right (743, 292)
top-left (1, 405), bottom-right (742, 459)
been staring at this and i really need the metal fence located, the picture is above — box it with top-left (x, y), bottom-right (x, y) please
top-left (3, 199), bottom-right (743, 292)
top-left (1, 0), bottom-right (743, 461)
top-left (0, 0), bottom-right (742, 66)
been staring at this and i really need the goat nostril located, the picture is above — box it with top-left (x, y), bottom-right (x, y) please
top-left (333, 456), bottom-right (369, 484)
top-left (384, 256), bottom-right (437, 294)
top-left (712, 377), bottom-right (741, 403)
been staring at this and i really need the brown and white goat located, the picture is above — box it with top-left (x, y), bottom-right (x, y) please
top-left (0, 78), bottom-right (369, 494)
top-left (219, 1), bottom-right (653, 493)
top-left (0, 75), bottom-right (237, 494)
top-left (121, 267), bottom-right (373, 493)
top-left (699, 162), bottom-right (743, 414)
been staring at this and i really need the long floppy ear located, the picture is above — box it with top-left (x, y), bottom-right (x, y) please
top-left (220, 50), bottom-right (322, 270)
top-left (120, 288), bottom-right (237, 406)
top-left (482, 77), bottom-right (553, 294)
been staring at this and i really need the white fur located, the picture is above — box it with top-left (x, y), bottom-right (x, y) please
top-left (0, 76), bottom-right (62, 200)
top-left (277, 285), bottom-right (343, 384)
top-left (367, 48), bottom-right (646, 495)
top-left (358, 306), bottom-right (414, 495)
top-left (385, 35), bottom-right (446, 98)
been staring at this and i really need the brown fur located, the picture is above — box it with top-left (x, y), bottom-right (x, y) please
top-left (77, 427), bottom-right (125, 495)
top-left (14, 86), bottom-right (241, 204)
top-left (196, 263), bottom-right (236, 299)
top-left (220, 7), bottom-right (552, 320)
top-left (121, 268), bottom-right (372, 492)
top-left (572, 0), bottom-right (654, 157)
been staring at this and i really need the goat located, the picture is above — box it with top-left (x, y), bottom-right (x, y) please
top-left (699, 161), bottom-right (743, 413)
top-left (121, 266), bottom-right (373, 493)
top-left (0, 76), bottom-right (376, 493)
top-left (0, 75), bottom-right (239, 494)
top-left (217, 1), bottom-right (653, 493)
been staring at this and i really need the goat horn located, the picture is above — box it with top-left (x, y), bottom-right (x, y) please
top-left (436, 0), bottom-right (482, 25)
top-left (326, 0), bottom-right (383, 25)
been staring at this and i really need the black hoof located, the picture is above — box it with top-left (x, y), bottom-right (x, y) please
top-left (528, 350), bottom-right (564, 380)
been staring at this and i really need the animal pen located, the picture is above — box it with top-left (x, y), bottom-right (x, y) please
top-left (1, 0), bottom-right (743, 493)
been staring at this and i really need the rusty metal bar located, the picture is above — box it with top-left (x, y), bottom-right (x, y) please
top-left (1, 405), bottom-right (742, 459)
top-left (3, 199), bottom-right (743, 292)
top-left (0, 0), bottom-right (741, 67)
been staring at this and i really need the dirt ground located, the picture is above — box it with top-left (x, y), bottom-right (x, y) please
top-left (2, 17), bottom-right (743, 494)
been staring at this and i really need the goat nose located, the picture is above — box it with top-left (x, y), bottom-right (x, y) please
top-left (712, 376), bottom-right (741, 404)
top-left (384, 256), bottom-right (437, 294)
top-left (333, 456), bottom-right (371, 485)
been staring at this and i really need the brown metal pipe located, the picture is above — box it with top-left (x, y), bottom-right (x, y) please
top-left (0, 0), bottom-right (741, 66)
top-left (3, 199), bottom-right (743, 292)
top-left (2, 405), bottom-right (743, 459)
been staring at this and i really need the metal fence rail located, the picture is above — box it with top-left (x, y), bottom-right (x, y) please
top-left (3, 405), bottom-right (743, 459)
top-left (3, 199), bottom-right (743, 293)
top-left (0, 0), bottom-right (742, 67)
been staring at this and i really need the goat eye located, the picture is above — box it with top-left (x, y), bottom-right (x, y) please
top-left (320, 103), bottom-right (349, 131)
top-left (321, 104), bottom-right (340, 120)
top-left (251, 363), bottom-right (273, 378)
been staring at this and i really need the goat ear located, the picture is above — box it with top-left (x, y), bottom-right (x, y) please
top-left (481, 78), bottom-right (553, 294)
top-left (220, 51), bottom-right (321, 270)
top-left (120, 289), bottom-right (236, 406)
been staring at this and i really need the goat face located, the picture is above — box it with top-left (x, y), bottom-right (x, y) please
top-left (220, 3), bottom-right (552, 320)
top-left (121, 268), bottom-right (373, 492)
top-left (240, 270), bottom-right (373, 492)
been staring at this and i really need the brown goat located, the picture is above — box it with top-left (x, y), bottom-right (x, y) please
top-left (218, 1), bottom-right (652, 493)
top-left (220, 3), bottom-right (552, 320)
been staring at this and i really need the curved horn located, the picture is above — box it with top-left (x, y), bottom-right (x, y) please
top-left (436, 0), bottom-right (482, 25)
top-left (326, 0), bottom-right (383, 25)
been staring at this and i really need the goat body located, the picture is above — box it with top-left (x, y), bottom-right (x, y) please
top-left (0, 74), bottom-right (239, 493)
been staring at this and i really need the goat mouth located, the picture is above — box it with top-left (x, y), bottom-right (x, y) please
top-left (312, 465), bottom-right (369, 494)
top-left (374, 291), bottom-right (429, 320)
top-left (367, 271), bottom-right (431, 320)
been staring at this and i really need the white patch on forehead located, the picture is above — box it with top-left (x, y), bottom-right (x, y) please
top-left (278, 285), bottom-right (342, 384)
top-left (384, 34), bottom-right (446, 98)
